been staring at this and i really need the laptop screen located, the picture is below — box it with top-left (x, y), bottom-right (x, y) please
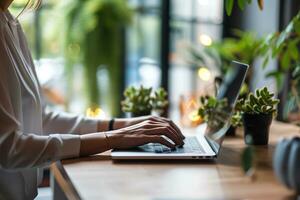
top-left (204, 61), bottom-right (249, 154)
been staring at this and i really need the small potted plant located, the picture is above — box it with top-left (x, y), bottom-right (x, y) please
top-left (121, 85), bottom-right (168, 117)
top-left (152, 88), bottom-right (169, 116)
top-left (198, 95), bottom-right (242, 136)
top-left (236, 87), bottom-right (280, 145)
top-left (226, 111), bottom-right (243, 136)
top-left (198, 96), bottom-right (231, 132)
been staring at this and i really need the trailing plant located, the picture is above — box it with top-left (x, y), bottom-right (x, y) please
top-left (257, 11), bottom-right (300, 117)
top-left (236, 87), bottom-right (280, 115)
top-left (189, 31), bottom-right (261, 75)
top-left (62, 0), bottom-right (132, 116)
top-left (121, 86), bottom-right (168, 117)
top-left (188, 31), bottom-right (260, 98)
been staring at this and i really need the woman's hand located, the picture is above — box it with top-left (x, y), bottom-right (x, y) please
top-left (80, 116), bottom-right (184, 156)
top-left (106, 118), bottom-right (185, 149)
top-left (115, 115), bottom-right (180, 131)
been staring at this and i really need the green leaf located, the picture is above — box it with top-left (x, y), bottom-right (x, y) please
top-left (249, 94), bottom-right (258, 106)
top-left (225, 0), bottom-right (234, 16)
top-left (262, 55), bottom-right (269, 69)
top-left (272, 44), bottom-right (283, 58)
top-left (272, 99), bottom-right (280, 105)
top-left (288, 42), bottom-right (299, 60)
top-left (276, 22), bottom-right (294, 49)
top-left (255, 89), bottom-right (260, 97)
top-left (295, 20), bottom-right (300, 35)
top-left (261, 105), bottom-right (267, 112)
top-left (238, 0), bottom-right (246, 10)
top-left (258, 97), bottom-right (265, 106)
top-left (280, 51), bottom-right (290, 70)
top-left (292, 66), bottom-right (300, 78)
top-left (266, 71), bottom-right (285, 91)
top-left (241, 146), bottom-right (254, 174)
top-left (262, 87), bottom-right (268, 95)
top-left (253, 104), bottom-right (260, 113)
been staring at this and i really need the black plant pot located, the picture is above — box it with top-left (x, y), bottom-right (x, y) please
top-left (225, 126), bottom-right (236, 136)
top-left (242, 113), bottom-right (273, 145)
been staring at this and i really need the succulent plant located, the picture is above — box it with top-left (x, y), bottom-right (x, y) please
top-left (198, 96), bottom-right (231, 130)
top-left (198, 95), bottom-right (243, 129)
top-left (152, 88), bottom-right (169, 113)
top-left (121, 86), bottom-right (153, 116)
top-left (236, 87), bottom-right (280, 115)
top-left (121, 86), bottom-right (169, 116)
top-left (231, 111), bottom-right (242, 127)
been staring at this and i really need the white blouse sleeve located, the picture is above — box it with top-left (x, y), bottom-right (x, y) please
top-left (0, 67), bottom-right (81, 170)
top-left (0, 26), bottom-right (88, 170)
top-left (42, 108), bottom-right (98, 135)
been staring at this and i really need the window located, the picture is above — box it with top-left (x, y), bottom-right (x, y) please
top-left (9, 0), bottom-right (224, 117)
top-left (169, 0), bottom-right (224, 117)
top-left (125, 0), bottom-right (162, 89)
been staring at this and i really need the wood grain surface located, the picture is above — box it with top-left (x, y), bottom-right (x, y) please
top-left (51, 121), bottom-right (300, 200)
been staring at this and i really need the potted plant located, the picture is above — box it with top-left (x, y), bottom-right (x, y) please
top-left (236, 87), bottom-right (280, 145)
top-left (198, 96), bottom-right (231, 132)
top-left (227, 111), bottom-right (243, 136)
top-left (121, 86), bottom-right (168, 117)
top-left (198, 95), bottom-right (243, 136)
top-left (152, 88), bottom-right (169, 116)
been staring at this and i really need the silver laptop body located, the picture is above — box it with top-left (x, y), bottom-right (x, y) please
top-left (112, 61), bottom-right (249, 160)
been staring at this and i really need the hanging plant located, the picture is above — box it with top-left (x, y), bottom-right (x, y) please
top-left (257, 11), bottom-right (300, 118)
top-left (62, 0), bottom-right (132, 116)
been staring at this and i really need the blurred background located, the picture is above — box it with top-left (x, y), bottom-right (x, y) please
top-left (9, 0), bottom-right (300, 124)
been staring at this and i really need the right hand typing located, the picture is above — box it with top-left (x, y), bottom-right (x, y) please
top-left (105, 118), bottom-right (185, 149)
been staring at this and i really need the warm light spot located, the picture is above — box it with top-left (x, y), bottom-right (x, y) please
top-left (198, 67), bottom-right (211, 81)
top-left (185, 99), bottom-right (198, 110)
top-left (179, 95), bottom-right (203, 128)
top-left (198, 34), bottom-right (212, 46)
top-left (86, 107), bottom-right (106, 119)
top-left (188, 110), bottom-right (202, 123)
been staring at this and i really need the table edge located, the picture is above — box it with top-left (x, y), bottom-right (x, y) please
top-left (50, 161), bottom-right (81, 200)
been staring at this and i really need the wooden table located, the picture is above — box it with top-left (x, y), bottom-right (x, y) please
top-left (50, 121), bottom-right (300, 200)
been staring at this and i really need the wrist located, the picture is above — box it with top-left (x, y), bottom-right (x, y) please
top-left (104, 129), bottom-right (123, 149)
top-left (79, 132), bottom-right (111, 156)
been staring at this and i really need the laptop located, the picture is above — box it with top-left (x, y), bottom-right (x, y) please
top-left (112, 61), bottom-right (249, 160)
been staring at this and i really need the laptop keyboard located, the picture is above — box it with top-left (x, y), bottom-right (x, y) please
top-left (152, 136), bottom-right (205, 154)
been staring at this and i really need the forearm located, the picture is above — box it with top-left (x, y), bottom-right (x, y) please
top-left (79, 132), bottom-right (111, 156)
top-left (96, 118), bottom-right (132, 131)
top-left (97, 117), bottom-right (148, 132)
